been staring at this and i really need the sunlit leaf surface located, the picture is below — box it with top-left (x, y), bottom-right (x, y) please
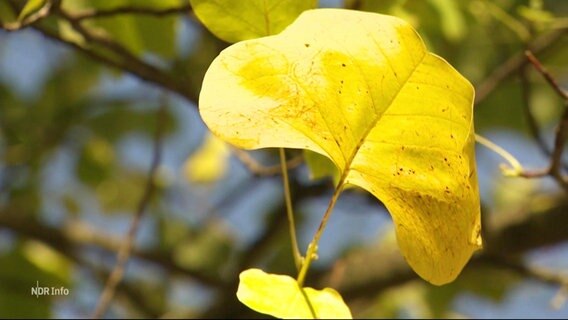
top-left (199, 9), bottom-right (481, 285)
top-left (237, 268), bottom-right (352, 319)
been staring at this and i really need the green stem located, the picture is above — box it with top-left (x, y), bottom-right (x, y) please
top-left (279, 148), bottom-right (302, 271)
top-left (475, 133), bottom-right (524, 176)
top-left (297, 181), bottom-right (344, 287)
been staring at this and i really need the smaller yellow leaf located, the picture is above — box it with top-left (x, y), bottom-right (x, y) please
top-left (184, 133), bottom-right (230, 183)
top-left (22, 240), bottom-right (70, 282)
top-left (18, 0), bottom-right (47, 22)
top-left (237, 268), bottom-right (352, 319)
top-left (190, 0), bottom-right (316, 43)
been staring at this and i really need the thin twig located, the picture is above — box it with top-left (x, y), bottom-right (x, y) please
top-left (3, 0), bottom-right (197, 103)
top-left (230, 147), bottom-right (303, 176)
top-left (491, 51), bottom-right (568, 190)
top-left (31, 24), bottom-right (197, 103)
top-left (515, 51), bottom-right (568, 191)
top-left (91, 102), bottom-right (167, 319)
top-left (520, 65), bottom-right (552, 158)
top-left (279, 148), bottom-right (302, 270)
top-left (475, 27), bottom-right (568, 105)
top-left (57, 7), bottom-right (143, 61)
top-left (87, 260), bottom-right (164, 318)
top-left (525, 51), bottom-right (568, 100)
top-left (72, 4), bottom-right (192, 20)
top-left (549, 107), bottom-right (568, 182)
top-left (56, 7), bottom-right (181, 88)
top-left (519, 64), bottom-right (568, 174)
top-left (516, 122), bottom-right (568, 192)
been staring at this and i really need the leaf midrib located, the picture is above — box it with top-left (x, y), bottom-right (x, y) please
top-left (339, 52), bottom-right (428, 185)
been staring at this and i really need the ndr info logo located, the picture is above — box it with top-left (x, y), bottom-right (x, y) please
top-left (31, 281), bottom-right (69, 298)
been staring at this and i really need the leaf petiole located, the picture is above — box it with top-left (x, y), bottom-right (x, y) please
top-left (279, 148), bottom-right (303, 270)
top-left (297, 181), bottom-right (344, 287)
top-left (475, 133), bottom-right (524, 176)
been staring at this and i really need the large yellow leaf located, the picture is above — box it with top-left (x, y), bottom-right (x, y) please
top-left (237, 268), bottom-right (352, 319)
top-left (199, 9), bottom-right (481, 285)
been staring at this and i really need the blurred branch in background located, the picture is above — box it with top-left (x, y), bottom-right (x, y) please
top-left (475, 26), bottom-right (568, 105)
top-left (91, 102), bottom-right (166, 318)
top-left (0, 0), bottom-right (198, 103)
top-left (1, 177), bottom-right (567, 317)
top-left (71, 3), bottom-right (193, 21)
top-left (54, 6), bottom-right (197, 103)
top-left (478, 254), bottom-right (568, 311)
top-left (34, 26), bottom-right (197, 102)
top-left (0, 202), bottom-right (228, 287)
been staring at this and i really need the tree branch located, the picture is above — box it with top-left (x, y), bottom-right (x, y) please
top-left (0, 207), bottom-right (227, 287)
top-left (525, 51), bottom-right (568, 101)
top-left (71, 4), bottom-right (193, 21)
top-left (513, 51), bottom-right (568, 191)
top-left (91, 102), bottom-right (166, 318)
top-left (477, 254), bottom-right (568, 310)
top-left (475, 27), bottom-right (568, 106)
top-left (30, 24), bottom-right (198, 103)
top-left (56, 7), bottom-right (196, 102)
top-left (520, 65), bottom-right (552, 160)
top-left (84, 258), bottom-right (165, 318)
top-left (2, 0), bottom-right (198, 104)
top-left (479, 255), bottom-right (568, 288)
